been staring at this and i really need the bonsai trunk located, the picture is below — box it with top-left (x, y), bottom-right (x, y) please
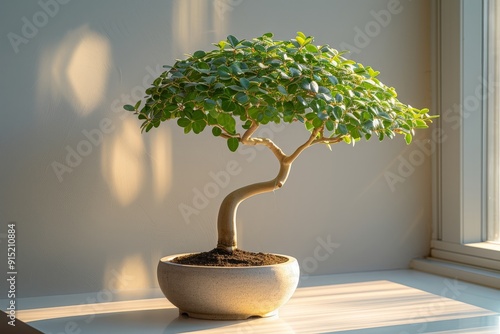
top-left (216, 125), bottom-right (328, 252)
top-left (216, 160), bottom-right (292, 252)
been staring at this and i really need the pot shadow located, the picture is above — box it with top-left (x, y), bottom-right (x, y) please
top-left (29, 305), bottom-right (295, 333)
top-left (29, 307), bottom-right (179, 334)
top-left (164, 313), bottom-right (296, 333)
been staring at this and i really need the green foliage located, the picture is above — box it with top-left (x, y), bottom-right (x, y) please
top-left (125, 32), bottom-right (435, 148)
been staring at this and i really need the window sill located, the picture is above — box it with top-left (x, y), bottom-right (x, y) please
top-left (411, 257), bottom-right (500, 289)
top-left (429, 240), bottom-right (500, 271)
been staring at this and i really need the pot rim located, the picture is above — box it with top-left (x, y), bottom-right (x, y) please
top-left (159, 252), bottom-right (298, 269)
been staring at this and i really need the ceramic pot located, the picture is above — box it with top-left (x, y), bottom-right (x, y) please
top-left (157, 253), bottom-right (300, 320)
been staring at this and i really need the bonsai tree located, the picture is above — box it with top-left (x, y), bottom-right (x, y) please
top-left (125, 32), bottom-right (434, 254)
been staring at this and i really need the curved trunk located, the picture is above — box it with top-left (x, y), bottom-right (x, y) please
top-left (216, 161), bottom-right (292, 252)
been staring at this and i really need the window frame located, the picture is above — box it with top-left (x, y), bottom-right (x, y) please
top-left (487, 0), bottom-right (500, 244)
top-left (427, 0), bottom-right (500, 274)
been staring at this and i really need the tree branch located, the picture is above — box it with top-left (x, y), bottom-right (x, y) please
top-left (214, 125), bottom-right (240, 139)
top-left (285, 126), bottom-right (323, 164)
top-left (220, 132), bottom-right (239, 139)
top-left (312, 136), bottom-right (343, 145)
top-left (240, 121), bottom-right (286, 161)
top-left (241, 122), bottom-right (259, 142)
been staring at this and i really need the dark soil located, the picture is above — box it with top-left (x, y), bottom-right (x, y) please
top-left (171, 248), bottom-right (288, 267)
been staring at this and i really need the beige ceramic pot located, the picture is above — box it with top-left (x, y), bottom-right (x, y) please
top-left (157, 253), bottom-right (300, 320)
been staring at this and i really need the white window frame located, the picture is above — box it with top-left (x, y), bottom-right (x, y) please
top-left (412, 0), bottom-right (500, 288)
top-left (487, 0), bottom-right (500, 244)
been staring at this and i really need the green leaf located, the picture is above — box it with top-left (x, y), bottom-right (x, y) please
top-left (345, 112), bottom-right (360, 124)
top-left (239, 77), bottom-right (250, 90)
top-left (265, 59), bottom-right (282, 67)
top-left (240, 40), bottom-right (253, 47)
top-left (385, 129), bottom-right (395, 139)
top-left (278, 85), bottom-right (288, 95)
top-left (207, 114), bottom-right (218, 125)
top-left (195, 84), bottom-right (209, 92)
top-left (328, 76), bottom-right (339, 85)
top-left (300, 80), bottom-right (311, 91)
top-left (312, 117), bottom-right (323, 128)
top-left (289, 67), bottom-right (302, 77)
top-left (296, 36), bottom-right (306, 46)
top-left (305, 44), bottom-right (318, 53)
top-left (204, 99), bottom-right (216, 111)
top-left (305, 113), bottom-right (316, 121)
top-left (378, 111), bottom-right (392, 121)
top-left (405, 133), bottom-right (413, 144)
top-left (415, 119), bottom-right (429, 128)
top-left (217, 66), bottom-right (231, 78)
top-left (230, 63), bottom-right (244, 75)
top-left (288, 83), bottom-right (298, 94)
top-left (193, 50), bottom-right (206, 58)
top-left (377, 131), bottom-right (385, 141)
top-left (265, 106), bottom-right (277, 118)
top-left (317, 92), bottom-right (332, 102)
top-left (124, 104), bottom-right (135, 112)
top-left (332, 106), bottom-right (343, 120)
top-left (362, 120), bottom-right (374, 132)
top-left (254, 44), bottom-right (266, 52)
top-left (216, 40), bottom-right (227, 49)
top-left (310, 81), bottom-right (319, 93)
top-left (192, 109), bottom-right (206, 120)
top-left (153, 77), bottom-right (162, 86)
top-left (227, 137), bottom-right (239, 152)
top-left (221, 100), bottom-right (236, 111)
top-left (212, 127), bottom-right (222, 137)
top-left (338, 123), bottom-right (348, 135)
top-left (297, 96), bottom-right (307, 106)
top-left (212, 56), bottom-right (227, 65)
top-left (310, 100), bottom-right (321, 113)
top-left (227, 35), bottom-right (239, 47)
top-left (197, 61), bottom-right (210, 70)
top-left (192, 120), bottom-right (206, 134)
top-left (325, 119), bottom-right (334, 131)
top-left (177, 118), bottom-right (191, 127)
top-left (218, 113), bottom-right (236, 133)
top-left (228, 85), bottom-right (246, 92)
top-left (235, 92), bottom-right (249, 104)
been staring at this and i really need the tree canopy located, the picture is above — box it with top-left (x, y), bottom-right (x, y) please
top-left (125, 32), bottom-right (434, 152)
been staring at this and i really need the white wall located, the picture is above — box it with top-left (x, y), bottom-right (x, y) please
top-left (0, 0), bottom-right (431, 298)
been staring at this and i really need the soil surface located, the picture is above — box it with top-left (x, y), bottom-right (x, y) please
top-left (171, 248), bottom-right (288, 267)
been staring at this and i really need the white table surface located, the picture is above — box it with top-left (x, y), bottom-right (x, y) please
top-left (9, 269), bottom-right (500, 333)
